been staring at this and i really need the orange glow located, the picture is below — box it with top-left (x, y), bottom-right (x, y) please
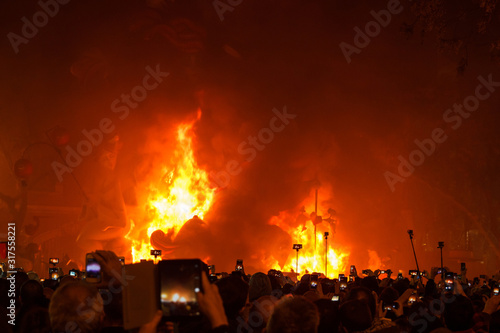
top-left (126, 110), bottom-right (215, 262)
top-left (125, 110), bottom-right (348, 275)
top-left (269, 193), bottom-right (350, 279)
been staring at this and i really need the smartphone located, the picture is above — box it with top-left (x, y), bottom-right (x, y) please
top-left (383, 301), bottom-right (399, 311)
top-left (85, 253), bottom-right (102, 283)
top-left (461, 263), bottom-right (466, 271)
top-left (208, 265), bottom-right (215, 275)
top-left (350, 265), bottom-right (355, 275)
top-left (158, 259), bottom-right (203, 320)
top-left (235, 259), bottom-right (243, 271)
top-left (408, 294), bottom-right (417, 304)
top-left (118, 257), bottom-right (125, 265)
top-left (339, 281), bottom-right (347, 291)
top-left (493, 288), bottom-right (499, 296)
top-left (49, 258), bottom-right (59, 265)
top-left (445, 272), bottom-right (454, 291)
top-left (310, 274), bottom-right (318, 289)
top-left (409, 270), bottom-right (418, 276)
top-left (348, 275), bottom-right (354, 282)
top-left (331, 295), bottom-right (340, 301)
top-left (437, 268), bottom-right (442, 274)
top-left (397, 273), bottom-right (403, 280)
top-left (151, 250), bottom-right (162, 257)
top-left (49, 267), bottom-right (59, 280)
top-left (69, 269), bottom-right (78, 277)
top-left (339, 274), bottom-right (345, 279)
top-left (380, 270), bottom-right (386, 274)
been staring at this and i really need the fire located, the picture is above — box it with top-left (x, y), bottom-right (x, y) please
top-left (125, 110), bottom-right (348, 276)
top-left (269, 194), bottom-right (350, 279)
top-left (126, 110), bottom-right (215, 262)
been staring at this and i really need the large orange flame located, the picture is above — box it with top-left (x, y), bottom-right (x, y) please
top-left (126, 111), bottom-right (349, 276)
top-left (126, 110), bottom-right (215, 262)
top-left (268, 192), bottom-right (350, 279)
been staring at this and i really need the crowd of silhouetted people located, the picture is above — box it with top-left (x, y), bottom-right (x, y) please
top-left (1, 250), bottom-right (500, 333)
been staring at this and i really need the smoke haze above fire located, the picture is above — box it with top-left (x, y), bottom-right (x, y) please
top-left (1, 0), bottom-right (499, 275)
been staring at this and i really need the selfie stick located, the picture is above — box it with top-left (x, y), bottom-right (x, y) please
top-left (408, 230), bottom-right (420, 273)
top-left (293, 244), bottom-right (302, 281)
top-left (296, 249), bottom-right (299, 276)
top-left (314, 188), bottom-right (318, 252)
top-left (324, 232), bottom-right (329, 277)
top-left (438, 241), bottom-right (444, 280)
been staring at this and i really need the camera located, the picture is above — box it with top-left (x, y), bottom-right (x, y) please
top-left (445, 272), bottom-right (454, 291)
top-left (85, 253), bottom-right (101, 283)
top-left (293, 244), bottom-right (302, 250)
top-left (383, 301), bottom-right (400, 311)
top-left (438, 241), bottom-right (444, 248)
top-left (49, 267), bottom-right (59, 280)
top-left (397, 273), bottom-right (403, 280)
top-left (310, 274), bottom-right (319, 289)
top-left (49, 258), bottom-right (59, 265)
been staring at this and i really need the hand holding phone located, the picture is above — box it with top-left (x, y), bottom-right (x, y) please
top-left (197, 272), bottom-right (229, 328)
top-left (159, 259), bottom-right (203, 320)
top-left (85, 251), bottom-right (123, 288)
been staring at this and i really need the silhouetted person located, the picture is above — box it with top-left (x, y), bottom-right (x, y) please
top-left (266, 296), bottom-right (319, 333)
top-left (49, 281), bottom-right (104, 333)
